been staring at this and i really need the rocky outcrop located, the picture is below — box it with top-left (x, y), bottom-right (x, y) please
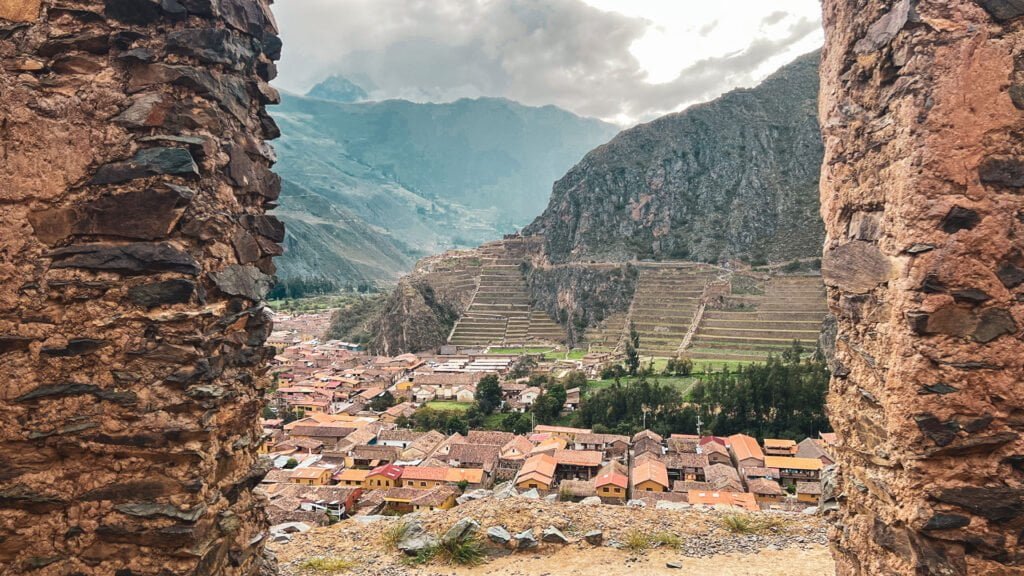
top-left (525, 50), bottom-right (823, 265)
top-left (820, 1), bottom-right (1024, 574)
top-left (0, 1), bottom-right (281, 574)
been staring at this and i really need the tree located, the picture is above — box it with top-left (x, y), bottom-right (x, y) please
top-left (508, 356), bottom-right (538, 379)
top-left (475, 374), bottom-right (503, 415)
top-left (284, 457), bottom-right (299, 469)
top-left (456, 479), bottom-right (470, 493)
top-left (261, 406), bottom-right (276, 419)
top-left (562, 371), bottom-right (588, 396)
top-left (369, 391), bottom-right (396, 412)
top-left (532, 383), bottom-right (567, 424)
top-left (622, 322), bottom-right (641, 376)
top-left (501, 412), bottom-right (532, 434)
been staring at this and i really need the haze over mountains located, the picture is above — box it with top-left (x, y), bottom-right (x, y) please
top-left (270, 79), bottom-right (619, 287)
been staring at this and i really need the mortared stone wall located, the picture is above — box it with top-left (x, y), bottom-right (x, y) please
top-left (0, 0), bottom-right (282, 573)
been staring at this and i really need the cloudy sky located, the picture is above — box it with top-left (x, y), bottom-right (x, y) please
top-left (273, 0), bottom-right (823, 126)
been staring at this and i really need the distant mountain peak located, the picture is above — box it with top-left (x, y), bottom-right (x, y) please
top-left (307, 75), bottom-right (369, 103)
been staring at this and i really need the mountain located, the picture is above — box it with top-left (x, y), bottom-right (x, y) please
top-left (306, 75), bottom-right (369, 102)
top-left (270, 89), bottom-right (619, 287)
top-left (354, 51), bottom-right (826, 353)
top-left (524, 50), bottom-right (823, 265)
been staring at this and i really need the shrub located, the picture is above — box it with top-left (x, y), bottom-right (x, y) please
top-left (381, 521), bottom-right (411, 551)
top-left (651, 532), bottom-right (682, 548)
top-left (623, 530), bottom-right (650, 552)
top-left (300, 557), bottom-right (355, 572)
top-left (432, 535), bottom-right (486, 566)
top-left (720, 513), bottom-right (788, 535)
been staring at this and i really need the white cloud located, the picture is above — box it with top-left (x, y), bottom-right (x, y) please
top-left (273, 0), bottom-right (822, 126)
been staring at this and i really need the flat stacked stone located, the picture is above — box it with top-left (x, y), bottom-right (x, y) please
top-left (820, 1), bottom-right (1024, 574)
top-left (0, 0), bottom-right (282, 574)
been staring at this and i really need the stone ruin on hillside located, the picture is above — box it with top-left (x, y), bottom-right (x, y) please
top-left (0, 0), bottom-right (281, 573)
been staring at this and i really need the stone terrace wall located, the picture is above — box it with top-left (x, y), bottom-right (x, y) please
top-left (0, 0), bottom-right (281, 574)
top-left (820, 1), bottom-right (1023, 574)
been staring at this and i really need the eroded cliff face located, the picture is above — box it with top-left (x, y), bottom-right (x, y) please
top-left (820, 1), bottom-right (1024, 574)
top-left (0, 0), bottom-right (281, 574)
top-left (525, 51), bottom-right (823, 265)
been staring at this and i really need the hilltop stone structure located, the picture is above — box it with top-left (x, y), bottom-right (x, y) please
top-left (820, 0), bottom-right (1024, 574)
top-left (0, 0), bottom-right (281, 574)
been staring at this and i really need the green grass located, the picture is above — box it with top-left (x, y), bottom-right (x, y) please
top-left (588, 375), bottom-right (701, 395)
top-left (623, 530), bottom-right (651, 552)
top-left (381, 521), bottom-right (411, 551)
top-left (482, 413), bottom-right (506, 428)
top-left (424, 401), bottom-right (473, 412)
top-left (299, 557), bottom-right (356, 572)
top-left (266, 294), bottom-right (359, 314)
top-left (487, 347), bottom-right (553, 355)
top-left (409, 535), bottom-right (486, 566)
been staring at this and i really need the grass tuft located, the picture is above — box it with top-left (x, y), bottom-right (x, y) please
top-left (433, 535), bottom-right (486, 566)
top-left (381, 521), bottom-right (411, 551)
top-left (299, 557), bottom-right (356, 572)
top-left (720, 513), bottom-right (788, 535)
top-left (651, 531), bottom-right (682, 548)
top-left (623, 530), bottom-right (651, 553)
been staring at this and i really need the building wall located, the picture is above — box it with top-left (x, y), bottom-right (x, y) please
top-left (633, 481), bottom-right (666, 493)
top-left (820, 1), bottom-right (1024, 573)
top-left (0, 1), bottom-right (281, 573)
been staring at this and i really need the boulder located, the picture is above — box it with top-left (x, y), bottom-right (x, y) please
top-left (584, 530), bottom-right (603, 545)
top-left (49, 242), bottom-right (200, 276)
top-left (441, 517), bottom-right (479, 545)
top-left (89, 147), bottom-right (199, 185)
top-left (580, 496), bottom-right (602, 506)
top-left (519, 488), bottom-right (539, 499)
top-left (492, 482), bottom-right (517, 500)
top-left (396, 521), bottom-right (437, 556)
top-left (822, 241), bottom-right (892, 294)
top-left (541, 526), bottom-right (568, 544)
top-left (802, 506), bottom-right (819, 515)
top-left (973, 0), bottom-right (1024, 21)
top-left (166, 28), bottom-right (257, 69)
top-left (655, 501), bottom-right (690, 511)
top-left (514, 529), bottom-right (538, 550)
top-left (626, 499), bottom-right (647, 508)
top-left (486, 526), bottom-right (511, 545)
top-left (544, 493), bottom-right (559, 502)
top-left (456, 489), bottom-right (491, 505)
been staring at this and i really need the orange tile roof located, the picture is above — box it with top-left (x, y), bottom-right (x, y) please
top-left (517, 453), bottom-right (557, 485)
top-left (764, 456), bottom-right (823, 471)
top-left (368, 463), bottom-right (404, 480)
top-left (553, 449), bottom-right (603, 467)
top-left (400, 466), bottom-right (450, 482)
top-left (764, 438), bottom-right (797, 449)
top-left (334, 469), bottom-right (369, 482)
top-left (595, 469), bottom-right (628, 489)
top-left (686, 490), bottom-right (759, 512)
top-left (632, 458), bottom-right (669, 489)
top-left (288, 467), bottom-right (331, 480)
top-left (727, 434), bottom-right (765, 463)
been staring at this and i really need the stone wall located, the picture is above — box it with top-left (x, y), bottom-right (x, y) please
top-left (820, 1), bottom-right (1023, 574)
top-left (0, 0), bottom-right (281, 574)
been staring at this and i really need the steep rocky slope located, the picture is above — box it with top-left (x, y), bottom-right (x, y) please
top-left (524, 50), bottom-right (823, 265)
top-left (271, 90), bottom-right (618, 286)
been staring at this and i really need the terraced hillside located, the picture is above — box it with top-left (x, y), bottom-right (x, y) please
top-left (447, 241), bottom-right (566, 347)
top-left (688, 275), bottom-right (827, 362)
top-left (583, 312), bottom-right (629, 352)
top-left (629, 265), bottom-right (717, 357)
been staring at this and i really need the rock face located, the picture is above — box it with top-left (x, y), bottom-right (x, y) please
top-left (525, 50), bottom-right (823, 265)
top-left (820, 1), bottom-right (1024, 574)
top-left (0, 1), bottom-right (281, 574)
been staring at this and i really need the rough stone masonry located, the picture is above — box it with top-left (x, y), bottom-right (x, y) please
top-left (820, 0), bottom-right (1024, 574)
top-left (0, 0), bottom-right (282, 574)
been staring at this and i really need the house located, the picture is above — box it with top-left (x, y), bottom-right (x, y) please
top-left (687, 490), bottom-right (759, 512)
top-left (797, 481), bottom-right (822, 505)
top-left (495, 435), bottom-right (534, 481)
top-left (552, 449), bottom-right (603, 482)
top-left (594, 462), bottom-right (629, 503)
top-left (411, 485), bottom-right (459, 512)
top-left (700, 441), bottom-right (732, 466)
top-left (400, 430), bottom-right (446, 462)
top-left (764, 456), bottom-right (822, 486)
top-left (518, 387), bottom-right (541, 408)
top-left (448, 443), bottom-right (501, 476)
top-left (515, 453), bottom-right (557, 491)
top-left (796, 437), bottom-right (835, 466)
top-left (819, 432), bottom-right (838, 446)
top-left (348, 444), bottom-right (400, 469)
top-left (289, 467), bottom-right (332, 486)
top-left (288, 485), bottom-right (362, 518)
top-left (632, 458), bottom-right (669, 493)
top-left (666, 436), bottom-right (700, 454)
top-left (381, 487), bottom-right (421, 514)
top-left (465, 430), bottom-right (515, 446)
top-left (704, 463), bottom-right (744, 493)
top-left (377, 429), bottom-right (423, 449)
top-left (662, 453), bottom-right (708, 483)
top-left (763, 438), bottom-right (798, 457)
top-left (533, 425), bottom-right (592, 442)
top-left (633, 436), bottom-right (663, 458)
top-left (365, 464), bottom-right (404, 490)
top-left (747, 478), bottom-right (785, 507)
top-left (633, 429), bottom-right (664, 444)
top-left (574, 433), bottom-right (630, 460)
top-left (672, 480), bottom-right (713, 494)
top-left (400, 466), bottom-right (484, 490)
top-left (380, 402), bottom-right (417, 423)
top-left (727, 433), bottom-right (765, 470)
top-left (334, 468), bottom-right (369, 487)
top-left (563, 387), bottom-right (581, 411)
top-left (530, 436), bottom-right (568, 455)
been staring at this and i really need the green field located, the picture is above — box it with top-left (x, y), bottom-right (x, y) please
top-left (486, 347), bottom-right (556, 355)
top-left (424, 401), bottom-right (473, 412)
top-left (642, 357), bottom-right (755, 373)
top-left (266, 294), bottom-right (361, 314)
top-left (588, 375), bottom-right (702, 397)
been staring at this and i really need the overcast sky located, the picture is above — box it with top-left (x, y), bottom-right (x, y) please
top-left (273, 0), bottom-right (823, 126)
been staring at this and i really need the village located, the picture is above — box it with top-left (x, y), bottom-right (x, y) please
top-left (260, 312), bottom-right (835, 534)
